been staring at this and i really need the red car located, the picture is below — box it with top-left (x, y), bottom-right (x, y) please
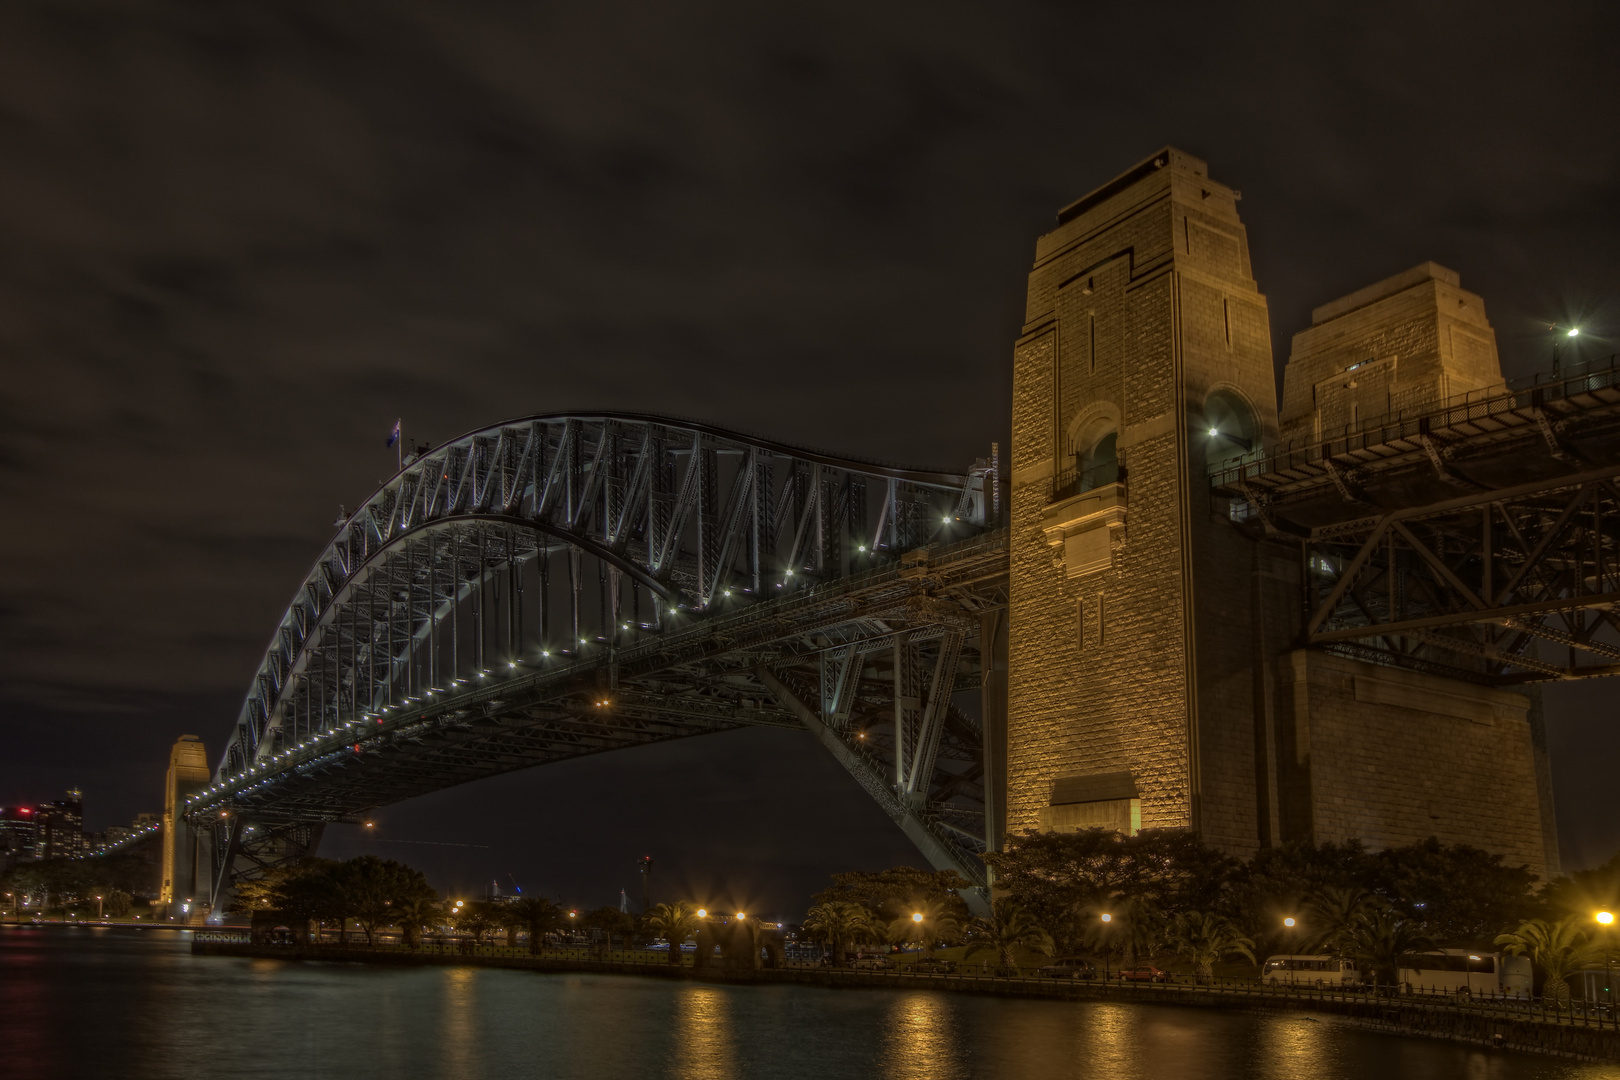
top-left (1118, 965), bottom-right (1169, 983)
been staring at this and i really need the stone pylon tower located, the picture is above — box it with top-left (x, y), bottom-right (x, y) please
top-left (1006, 148), bottom-right (1286, 854)
top-left (160, 734), bottom-right (210, 915)
top-left (1003, 149), bottom-right (1558, 878)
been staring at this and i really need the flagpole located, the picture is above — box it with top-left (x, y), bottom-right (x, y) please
top-left (397, 420), bottom-right (403, 472)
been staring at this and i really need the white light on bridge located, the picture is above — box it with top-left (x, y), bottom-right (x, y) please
top-left (1568, 327), bottom-right (1581, 337)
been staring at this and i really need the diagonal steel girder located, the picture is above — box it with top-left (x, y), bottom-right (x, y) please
top-left (1304, 462), bottom-right (1620, 683)
top-left (188, 524), bottom-right (1008, 909)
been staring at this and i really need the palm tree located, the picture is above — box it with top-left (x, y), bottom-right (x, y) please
top-left (1341, 906), bottom-right (1433, 992)
top-left (1303, 886), bottom-right (1375, 955)
top-left (886, 897), bottom-right (962, 960)
top-left (393, 896), bottom-right (443, 950)
top-left (802, 900), bottom-right (879, 968)
top-left (1164, 911), bottom-right (1255, 983)
top-left (1495, 916), bottom-right (1605, 1006)
top-left (1079, 895), bottom-right (1163, 970)
top-left (645, 901), bottom-right (701, 966)
top-left (964, 902), bottom-right (1054, 973)
top-left (508, 895), bottom-right (565, 955)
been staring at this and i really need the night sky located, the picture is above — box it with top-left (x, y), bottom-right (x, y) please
top-left (2, 2), bottom-right (1617, 915)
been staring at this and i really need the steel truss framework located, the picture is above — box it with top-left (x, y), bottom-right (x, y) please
top-left (1303, 464), bottom-right (1620, 684)
top-left (186, 413), bottom-right (1005, 909)
top-left (1212, 356), bottom-right (1620, 686)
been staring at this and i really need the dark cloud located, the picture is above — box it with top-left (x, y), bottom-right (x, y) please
top-left (1, 0), bottom-right (1617, 905)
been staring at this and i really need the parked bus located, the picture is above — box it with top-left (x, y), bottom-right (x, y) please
top-left (1261, 955), bottom-right (1359, 988)
top-left (1398, 949), bottom-right (1532, 998)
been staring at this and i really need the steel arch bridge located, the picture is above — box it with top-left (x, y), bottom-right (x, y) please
top-left (185, 413), bottom-right (1008, 910)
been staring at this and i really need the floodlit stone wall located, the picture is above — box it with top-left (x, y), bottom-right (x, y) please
top-left (1006, 148), bottom-right (1280, 855)
top-left (1004, 148), bottom-right (1555, 875)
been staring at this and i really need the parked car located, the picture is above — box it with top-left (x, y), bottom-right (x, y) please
top-left (1118, 965), bottom-right (1169, 983)
top-left (850, 954), bottom-right (896, 971)
top-left (911, 958), bottom-right (957, 974)
top-left (1038, 957), bottom-right (1098, 979)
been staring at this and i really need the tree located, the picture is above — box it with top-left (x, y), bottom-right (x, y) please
top-left (393, 895), bottom-right (443, 950)
top-left (1303, 886), bottom-right (1376, 956)
top-left (581, 906), bottom-right (638, 952)
top-left (1163, 911), bottom-right (1254, 982)
top-left (1539, 853), bottom-right (1620, 921)
top-left (645, 901), bottom-right (701, 966)
top-left (1373, 838), bottom-right (1539, 943)
top-left (103, 889), bottom-right (133, 918)
top-left (1079, 895), bottom-right (1162, 969)
top-left (508, 895), bottom-right (565, 955)
top-left (886, 896), bottom-right (962, 959)
top-left (229, 859), bottom-right (344, 940)
top-left (1218, 840), bottom-right (1375, 941)
top-left (964, 901), bottom-right (1054, 972)
top-left (336, 856), bottom-right (436, 946)
top-left (814, 867), bottom-right (973, 927)
top-left (983, 829), bottom-right (1234, 953)
top-left (1340, 906), bottom-right (1434, 991)
top-left (454, 901), bottom-right (502, 945)
top-left (1495, 916), bottom-right (1605, 1006)
top-left (801, 900), bottom-right (879, 968)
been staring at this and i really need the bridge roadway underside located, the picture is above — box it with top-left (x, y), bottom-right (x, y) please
top-left (1218, 364), bottom-right (1620, 684)
top-left (193, 531), bottom-right (1009, 904)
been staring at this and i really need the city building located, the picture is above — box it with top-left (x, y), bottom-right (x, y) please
top-left (35, 789), bottom-right (85, 860)
top-left (1, 806), bottom-right (39, 870)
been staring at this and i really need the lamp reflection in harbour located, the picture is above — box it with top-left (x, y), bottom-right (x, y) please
top-left (671, 985), bottom-right (736, 1080)
top-left (438, 966), bottom-right (483, 1078)
top-left (881, 993), bottom-right (964, 1080)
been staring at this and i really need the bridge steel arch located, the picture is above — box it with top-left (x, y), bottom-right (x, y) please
top-left (185, 413), bottom-right (1006, 911)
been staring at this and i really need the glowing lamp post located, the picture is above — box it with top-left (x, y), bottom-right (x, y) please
top-left (1099, 913), bottom-right (1113, 980)
top-left (1552, 325), bottom-right (1582, 375)
top-left (1598, 911), bottom-right (1614, 1009)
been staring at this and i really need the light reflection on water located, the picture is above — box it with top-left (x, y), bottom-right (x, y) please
top-left (672, 986), bottom-right (737, 1080)
top-left (439, 965), bottom-right (480, 1078)
top-left (882, 991), bottom-right (965, 1080)
top-left (2, 927), bottom-right (1618, 1080)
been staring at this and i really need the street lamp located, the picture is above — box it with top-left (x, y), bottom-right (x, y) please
top-left (1283, 917), bottom-right (1295, 928)
top-left (95, 895), bottom-right (104, 920)
top-left (1099, 913), bottom-right (1113, 980)
top-left (1598, 911), bottom-right (1614, 1010)
top-left (696, 909), bottom-right (707, 918)
top-left (1551, 324), bottom-right (1583, 376)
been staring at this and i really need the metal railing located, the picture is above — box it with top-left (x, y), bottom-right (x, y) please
top-left (1049, 461), bottom-right (1124, 504)
top-left (1211, 351), bottom-right (1620, 489)
top-left (197, 937), bottom-right (1619, 1033)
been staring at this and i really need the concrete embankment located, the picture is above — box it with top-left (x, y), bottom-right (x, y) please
top-left (191, 940), bottom-right (1620, 1064)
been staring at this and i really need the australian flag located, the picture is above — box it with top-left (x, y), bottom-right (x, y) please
top-left (386, 419), bottom-right (401, 448)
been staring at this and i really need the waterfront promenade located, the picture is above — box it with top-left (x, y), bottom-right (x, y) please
top-left (191, 932), bottom-right (1619, 1064)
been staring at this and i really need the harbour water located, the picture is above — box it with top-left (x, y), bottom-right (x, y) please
top-left (3, 925), bottom-right (1617, 1080)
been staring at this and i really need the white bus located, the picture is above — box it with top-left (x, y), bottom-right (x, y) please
top-left (1262, 955), bottom-right (1360, 988)
top-left (1398, 949), bottom-right (1532, 998)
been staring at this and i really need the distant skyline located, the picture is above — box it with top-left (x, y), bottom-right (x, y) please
top-left (2, 1), bottom-right (1617, 912)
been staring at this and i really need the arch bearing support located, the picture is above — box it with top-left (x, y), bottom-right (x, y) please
top-left (187, 412), bottom-right (1004, 909)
